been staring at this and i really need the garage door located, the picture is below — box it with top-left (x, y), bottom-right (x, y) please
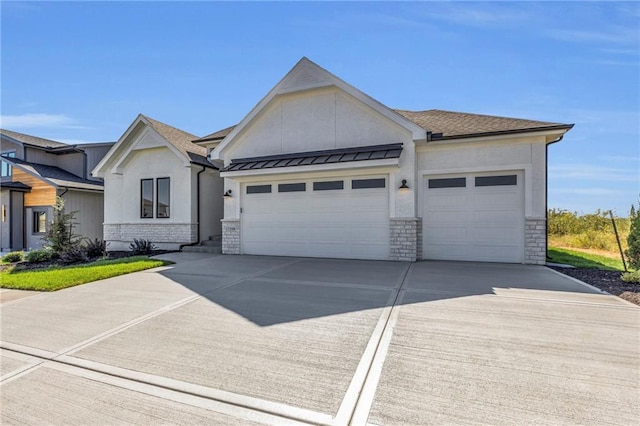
top-left (241, 176), bottom-right (390, 260)
top-left (423, 172), bottom-right (524, 263)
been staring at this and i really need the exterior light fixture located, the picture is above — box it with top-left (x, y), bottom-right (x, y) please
top-left (224, 189), bottom-right (232, 197)
top-left (399, 179), bottom-right (409, 189)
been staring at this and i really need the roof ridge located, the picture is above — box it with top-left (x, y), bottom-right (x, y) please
top-left (139, 114), bottom-right (199, 140)
top-left (0, 128), bottom-right (69, 148)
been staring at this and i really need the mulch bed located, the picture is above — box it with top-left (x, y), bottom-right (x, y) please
top-left (6, 250), bottom-right (177, 272)
top-left (549, 266), bottom-right (640, 306)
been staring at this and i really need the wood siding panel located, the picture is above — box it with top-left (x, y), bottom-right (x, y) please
top-left (12, 169), bottom-right (56, 207)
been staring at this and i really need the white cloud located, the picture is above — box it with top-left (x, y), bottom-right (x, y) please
top-left (0, 113), bottom-right (73, 128)
top-left (549, 164), bottom-right (638, 183)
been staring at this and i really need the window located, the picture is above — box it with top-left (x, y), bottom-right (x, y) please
top-left (156, 177), bottom-right (170, 218)
top-left (141, 179), bottom-right (153, 218)
top-left (1, 151), bottom-right (16, 177)
top-left (33, 211), bottom-right (46, 233)
top-left (247, 184), bottom-right (272, 194)
top-left (428, 177), bottom-right (466, 189)
top-left (313, 181), bottom-right (344, 191)
top-left (278, 183), bottom-right (306, 192)
top-left (352, 178), bottom-right (385, 189)
top-left (475, 175), bottom-right (517, 187)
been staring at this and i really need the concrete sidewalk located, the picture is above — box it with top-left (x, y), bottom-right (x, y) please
top-left (1, 254), bottom-right (638, 425)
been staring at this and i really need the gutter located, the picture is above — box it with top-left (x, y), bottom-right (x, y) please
top-left (545, 134), bottom-right (565, 260)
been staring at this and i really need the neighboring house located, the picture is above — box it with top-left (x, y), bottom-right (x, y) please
top-left (0, 129), bottom-right (113, 251)
top-left (92, 115), bottom-right (223, 250)
top-left (206, 57), bottom-right (573, 264)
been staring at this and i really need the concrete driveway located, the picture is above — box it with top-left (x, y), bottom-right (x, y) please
top-left (1, 253), bottom-right (638, 425)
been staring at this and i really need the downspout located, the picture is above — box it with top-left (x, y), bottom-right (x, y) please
top-left (545, 135), bottom-right (564, 260)
top-left (179, 165), bottom-right (206, 250)
top-left (82, 150), bottom-right (88, 180)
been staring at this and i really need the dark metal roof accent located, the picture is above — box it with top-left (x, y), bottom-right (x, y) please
top-left (6, 157), bottom-right (104, 190)
top-left (187, 152), bottom-right (218, 169)
top-left (222, 143), bottom-right (403, 172)
top-left (1, 181), bottom-right (31, 192)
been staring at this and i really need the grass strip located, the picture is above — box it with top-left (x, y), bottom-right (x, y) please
top-left (548, 247), bottom-right (625, 271)
top-left (0, 256), bottom-right (173, 291)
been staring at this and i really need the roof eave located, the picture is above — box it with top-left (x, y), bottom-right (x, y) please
top-left (429, 124), bottom-right (574, 142)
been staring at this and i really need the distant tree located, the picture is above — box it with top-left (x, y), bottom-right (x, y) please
top-left (626, 202), bottom-right (640, 270)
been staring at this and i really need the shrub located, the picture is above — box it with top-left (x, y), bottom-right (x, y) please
top-left (2, 251), bottom-right (24, 263)
top-left (129, 238), bottom-right (157, 255)
top-left (626, 203), bottom-right (640, 270)
top-left (44, 197), bottom-right (82, 253)
top-left (85, 238), bottom-right (108, 258)
top-left (621, 270), bottom-right (640, 283)
top-left (59, 246), bottom-right (89, 264)
top-left (25, 248), bottom-right (55, 263)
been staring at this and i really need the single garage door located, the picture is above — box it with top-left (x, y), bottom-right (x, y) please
top-left (241, 176), bottom-right (390, 260)
top-left (423, 171), bottom-right (524, 263)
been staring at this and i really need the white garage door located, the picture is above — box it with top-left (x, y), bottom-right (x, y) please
top-left (423, 171), bottom-right (524, 263)
top-left (241, 176), bottom-right (390, 260)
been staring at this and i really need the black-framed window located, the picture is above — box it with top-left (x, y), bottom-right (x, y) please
top-left (156, 177), bottom-right (170, 218)
top-left (428, 177), bottom-right (466, 189)
top-left (278, 183), bottom-right (306, 192)
top-left (313, 181), bottom-right (344, 191)
top-left (32, 210), bottom-right (46, 233)
top-left (247, 184), bottom-right (272, 194)
top-left (141, 179), bottom-right (153, 218)
top-left (352, 178), bottom-right (386, 189)
top-left (475, 175), bottom-right (517, 187)
top-left (1, 151), bottom-right (16, 177)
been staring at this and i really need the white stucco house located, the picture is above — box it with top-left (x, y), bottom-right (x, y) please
top-left (201, 57), bottom-right (573, 264)
top-left (92, 115), bottom-right (223, 250)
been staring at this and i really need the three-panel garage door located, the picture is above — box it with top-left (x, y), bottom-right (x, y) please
top-left (423, 171), bottom-right (524, 263)
top-left (241, 176), bottom-right (390, 260)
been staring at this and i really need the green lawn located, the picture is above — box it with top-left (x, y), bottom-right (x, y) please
top-left (0, 256), bottom-right (173, 291)
top-left (547, 247), bottom-right (626, 271)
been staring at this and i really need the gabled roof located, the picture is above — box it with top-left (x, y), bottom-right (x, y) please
top-left (223, 143), bottom-right (403, 172)
top-left (93, 115), bottom-right (217, 176)
top-left (210, 57), bottom-right (427, 160)
top-left (394, 109), bottom-right (573, 139)
top-left (7, 157), bottom-right (104, 191)
top-left (0, 129), bottom-right (69, 149)
top-left (140, 115), bottom-right (208, 160)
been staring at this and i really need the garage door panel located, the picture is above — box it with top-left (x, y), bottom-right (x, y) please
top-left (423, 172), bottom-right (524, 263)
top-left (242, 177), bottom-right (389, 260)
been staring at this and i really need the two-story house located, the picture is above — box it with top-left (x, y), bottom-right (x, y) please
top-left (1, 129), bottom-right (114, 251)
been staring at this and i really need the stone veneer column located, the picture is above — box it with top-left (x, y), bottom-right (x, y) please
top-left (222, 220), bottom-right (240, 255)
top-left (524, 217), bottom-right (546, 265)
top-left (390, 218), bottom-right (422, 261)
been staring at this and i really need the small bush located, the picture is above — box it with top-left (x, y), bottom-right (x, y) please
top-left (2, 251), bottom-right (24, 263)
top-left (25, 248), bottom-right (55, 263)
top-left (626, 203), bottom-right (640, 270)
top-left (568, 230), bottom-right (614, 251)
top-left (59, 246), bottom-right (89, 264)
top-left (85, 238), bottom-right (108, 258)
top-left (129, 238), bottom-right (157, 255)
top-left (621, 270), bottom-right (640, 283)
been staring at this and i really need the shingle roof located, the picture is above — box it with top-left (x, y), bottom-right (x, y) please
top-left (223, 143), bottom-right (402, 172)
top-left (0, 129), bottom-right (69, 148)
top-left (140, 115), bottom-right (216, 168)
top-left (7, 157), bottom-right (104, 191)
top-left (393, 109), bottom-right (572, 139)
top-left (197, 109), bottom-right (571, 146)
top-left (192, 125), bottom-right (236, 143)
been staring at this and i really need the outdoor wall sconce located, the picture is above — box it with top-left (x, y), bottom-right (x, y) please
top-left (399, 179), bottom-right (409, 189)
top-left (223, 189), bottom-right (232, 197)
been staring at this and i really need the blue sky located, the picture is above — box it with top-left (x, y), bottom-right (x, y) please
top-left (1, 1), bottom-right (638, 215)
